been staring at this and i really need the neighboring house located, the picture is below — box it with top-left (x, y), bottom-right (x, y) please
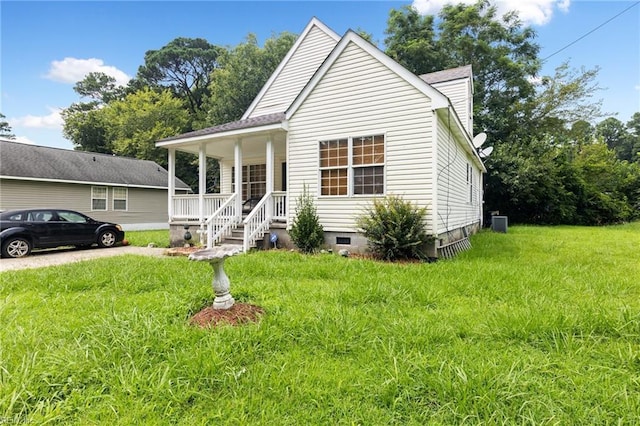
top-left (156, 17), bottom-right (486, 256)
top-left (0, 140), bottom-right (191, 230)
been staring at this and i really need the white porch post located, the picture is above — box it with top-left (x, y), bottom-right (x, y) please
top-left (167, 148), bottom-right (175, 221)
top-left (199, 143), bottom-right (207, 223)
top-left (266, 136), bottom-right (274, 220)
top-left (234, 139), bottom-right (243, 216)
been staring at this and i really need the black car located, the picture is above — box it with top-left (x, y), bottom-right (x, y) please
top-left (0, 209), bottom-right (125, 258)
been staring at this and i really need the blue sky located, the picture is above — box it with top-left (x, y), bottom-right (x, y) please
top-left (2, 0), bottom-right (639, 150)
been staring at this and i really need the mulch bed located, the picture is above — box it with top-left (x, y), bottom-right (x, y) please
top-left (189, 303), bottom-right (265, 328)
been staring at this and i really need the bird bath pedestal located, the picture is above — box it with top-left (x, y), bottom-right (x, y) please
top-left (189, 245), bottom-right (242, 310)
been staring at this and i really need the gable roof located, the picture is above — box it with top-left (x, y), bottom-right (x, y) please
top-left (419, 65), bottom-right (473, 85)
top-left (0, 140), bottom-right (190, 190)
top-left (286, 30), bottom-right (451, 118)
top-left (242, 17), bottom-right (341, 119)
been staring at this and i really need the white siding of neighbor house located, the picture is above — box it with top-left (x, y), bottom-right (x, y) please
top-left (430, 78), bottom-right (473, 135)
top-left (0, 179), bottom-right (171, 229)
top-left (435, 115), bottom-right (482, 235)
top-left (287, 41), bottom-right (437, 234)
top-left (247, 25), bottom-right (339, 118)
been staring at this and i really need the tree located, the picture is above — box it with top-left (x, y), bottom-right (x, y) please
top-left (0, 113), bottom-right (15, 139)
top-left (136, 37), bottom-right (223, 119)
top-left (61, 103), bottom-right (110, 153)
top-left (102, 88), bottom-right (189, 165)
top-left (289, 185), bottom-right (324, 253)
top-left (596, 117), bottom-right (636, 162)
top-left (385, 1), bottom-right (540, 143)
top-left (73, 72), bottom-right (126, 103)
top-left (204, 32), bottom-right (297, 126)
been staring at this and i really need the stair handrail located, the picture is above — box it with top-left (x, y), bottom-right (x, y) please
top-left (206, 193), bottom-right (240, 248)
top-left (243, 192), bottom-right (272, 252)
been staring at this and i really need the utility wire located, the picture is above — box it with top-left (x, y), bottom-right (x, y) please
top-left (542, 1), bottom-right (640, 63)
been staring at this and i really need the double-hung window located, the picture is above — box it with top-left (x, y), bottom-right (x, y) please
top-left (319, 134), bottom-right (385, 196)
top-left (92, 186), bottom-right (107, 211)
top-left (113, 187), bottom-right (128, 211)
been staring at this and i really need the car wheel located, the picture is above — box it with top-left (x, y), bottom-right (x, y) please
top-left (2, 237), bottom-right (32, 258)
top-left (98, 230), bottom-right (117, 248)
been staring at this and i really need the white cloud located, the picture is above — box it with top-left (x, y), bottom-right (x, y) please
top-left (411, 0), bottom-right (571, 26)
top-left (45, 57), bottom-right (130, 86)
top-left (12, 108), bottom-right (64, 130)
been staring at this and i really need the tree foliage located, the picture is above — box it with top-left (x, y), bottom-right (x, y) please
top-left (136, 37), bottom-right (223, 118)
top-left (204, 32), bottom-right (296, 126)
top-left (0, 113), bottom-right (15, 139)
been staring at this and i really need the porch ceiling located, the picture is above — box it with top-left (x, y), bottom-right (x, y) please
top-left (159, 128), bottom-right (288, 160)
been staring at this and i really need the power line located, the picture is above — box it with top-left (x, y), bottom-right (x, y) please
top-left (542, 1), bottom-right (640, 63)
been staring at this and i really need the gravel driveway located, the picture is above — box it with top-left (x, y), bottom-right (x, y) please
top-left (0, 245), bottom-right (169, 272)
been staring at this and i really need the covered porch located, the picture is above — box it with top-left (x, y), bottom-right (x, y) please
top-left (156, 113), bottom-right (289, 251)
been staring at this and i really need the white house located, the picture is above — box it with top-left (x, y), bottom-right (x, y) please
top-left (156, 18), bottom-right (486, 257)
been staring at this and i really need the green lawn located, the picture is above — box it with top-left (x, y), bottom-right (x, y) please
top-left (1, 224), bottom-right (639, 424)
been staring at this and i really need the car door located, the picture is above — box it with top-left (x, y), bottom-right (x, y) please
top-left (56, 210), bottom-right (97, 245)
top-left (27, 210), bottom-right (59, 246)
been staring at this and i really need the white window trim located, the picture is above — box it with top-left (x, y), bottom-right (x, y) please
top-left (113, 187), bottom-right (128, 211)
top-left (91, 186), bottom-right (108, 211)
top-left (318, 134), bottom-right (386, 198)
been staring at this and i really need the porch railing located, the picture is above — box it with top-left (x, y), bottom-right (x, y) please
top-left (206, 193), bottom-right (240, 248)
top-left (240, 191), bottom-right (288, 251)
top-left (172, 194), bottom-right (231, 221)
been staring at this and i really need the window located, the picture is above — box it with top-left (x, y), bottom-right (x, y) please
top-left (58, 211), bottom-right (87, 223)
top-left (113, 187), bottom-right (128, 211)
top-left (467, 164), bottom-right (474, 204)
top-left (319, 134), bottom-right (385, 196)
top-left (92, 186), bottom-right (107, 210)
top-left (232, 164), bottom-right (266, 200)
top-left (319, 139), bottom-right (348, 196)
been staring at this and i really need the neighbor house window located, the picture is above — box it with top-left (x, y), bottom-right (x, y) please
top-left (92, 186), bottom-right (107, 210)
top-left (319, 135), bottom-right (385, 196)
top-left (113, 187), bottom-right (128, 211)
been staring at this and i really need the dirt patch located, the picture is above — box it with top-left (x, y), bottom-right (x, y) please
top-left (165, 246), bottom-right (203, 257)
top-left (189, 303), bottom-right (264, 328)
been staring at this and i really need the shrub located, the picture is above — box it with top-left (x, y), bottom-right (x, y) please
top-left (356, 195), bottom-right (432, 261)
top-left (290, 185), bottom-right (324, 253)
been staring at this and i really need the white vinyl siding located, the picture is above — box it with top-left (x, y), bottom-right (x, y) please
top-left (435, 116), bottom-right (481, 234)
top-left (288, 41), bottom-right (436, 233)
top-left (248, 26), bottom-right (339, 118)
top-left (431, 78), bottom-right (473, 135)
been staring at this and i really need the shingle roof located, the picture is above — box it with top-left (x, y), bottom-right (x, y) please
top-left (419, 65), bottom-right (473, 85)
top-left (0, 140), bottom-right (191, 190)
top-left (159, 112), bottom-right (286, 143)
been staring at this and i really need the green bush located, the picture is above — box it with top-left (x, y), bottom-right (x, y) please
top-left (290, 185), bottom-right (324, 253)
top-left (357, 195), bottom-right (432, 261)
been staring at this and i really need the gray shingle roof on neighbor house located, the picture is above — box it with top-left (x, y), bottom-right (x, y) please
top-left (419, 65), bottom-right (473, 85)
top-left (0, 140), bottom-right (191, 190)
top-left (159, 112), bottom-right (286, 143)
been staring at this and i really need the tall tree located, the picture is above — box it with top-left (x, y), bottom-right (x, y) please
top-left (136, 37), bottom-right (223, 119)
top-left (0, 113), bottom-right (15, 139)
top-left (385, 1), bottom-right (540, 143)
top-left (204, 32), bottom-right (297, 126)
top-left (73, 72), bottom-right (126, 103)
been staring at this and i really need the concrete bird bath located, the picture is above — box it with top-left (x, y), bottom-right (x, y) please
top-left (189, 245), bottom-right (242, 310)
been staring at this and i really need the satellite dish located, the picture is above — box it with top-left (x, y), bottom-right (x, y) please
top-left (479, 146), bottom-right (493, 158)
top-left (472, 132), bottom-right (487, 148)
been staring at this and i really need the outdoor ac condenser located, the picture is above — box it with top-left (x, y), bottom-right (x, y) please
top-left (492, 216), bottom-right (508, 233)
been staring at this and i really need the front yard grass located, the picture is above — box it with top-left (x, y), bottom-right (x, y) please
top-left (1, 223), bottom-right (639, 424)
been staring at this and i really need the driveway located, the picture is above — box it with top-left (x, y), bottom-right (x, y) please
top-left (0, 245), bottom-right (170, 272)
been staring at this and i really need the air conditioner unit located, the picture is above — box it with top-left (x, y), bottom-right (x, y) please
top-left (492, 216), bottom-right (508, 233)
